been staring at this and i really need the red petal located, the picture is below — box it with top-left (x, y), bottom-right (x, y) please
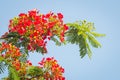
top-left (57, 13), bottom-right (63, 19)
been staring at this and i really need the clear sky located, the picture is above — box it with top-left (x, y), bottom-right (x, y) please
top-left (0, 0), bottom-right (120, 80)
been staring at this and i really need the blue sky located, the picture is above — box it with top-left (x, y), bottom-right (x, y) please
top-left (0, 0), bottom-right (120, 80)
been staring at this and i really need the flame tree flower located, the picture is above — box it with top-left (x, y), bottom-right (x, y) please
top-left (0, 42), bottom-right (65, 80)
top-left (2, 9), bottom-right (68, 54)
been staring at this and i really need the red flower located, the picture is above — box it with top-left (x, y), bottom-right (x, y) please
top-left (27, 60), bottom-right (32, 66)
top-left (19, 13), bottom-right (27, 17)
top-left (28, 9), bottom-right (37, 17)
top-left (48, 37), bottom-right (50, 40)
top-left (45, 13), bottom-right (51, 18)
top-left (12, 60), bottom-right (21, 70)
top-left (57, 13), bottom-right (63, 19)
top-left (48, 22), bottom-right (56, 28)
top-left (64, 24), bottom-right (69, 30)
top-left (62, 77), bottom-right (65, 80)
top-left (38, 58), bottom-right (45, 65)
top-left (42, 18), bottom-right (47, 23)
top-left (46, 57), bottom-right (52, 61)
top-left (47, 31), bottom-right (53, 37)
top-left (17, 27), bottom-right (26, 35)
top-left (37, 39), bottom-right (44, 46)
top-left (27, 44), bottom-right (32, 50)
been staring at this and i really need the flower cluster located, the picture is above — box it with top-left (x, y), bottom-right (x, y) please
top-left (8, 9), bottom-right (68, 52)
top-left (0, 42), bottom-right (22, 70)
top-left (38, 57), bottom-right (65, 80)
top-left (0, 9), bottom-right (67, 80)
top-left (0, 42), bottom-right (21, 59)
top-left (0, 42), bottom-right (31, 73)
top-left (0, 43), bottom-right (65, 79)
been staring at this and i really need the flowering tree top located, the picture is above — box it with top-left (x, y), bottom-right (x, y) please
top-left (0, 9), bottom-right (105, 80)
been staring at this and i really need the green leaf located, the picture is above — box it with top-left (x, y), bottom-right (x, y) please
top-left (78, 31), bottom-right (83, 35)
top-left (27, 66), bottom-right (43, 77)
top-left (86, 42), bottom-right (92, 59)
top-left (19, 53), bottom-right (28, 62)
top-left (66, 20), bottom-right (105, 59)
top-left (8, 66), bottom-right (20, 80)
top-left (79, 36), bottom-right (87, 58)
top-left (87, 34), bottom-right (101, 48)
top-left (0, 57), bottom-right (4, 61)
top-left (51, 36), bottom-right (61, 46)
top-left (0, 62), bottom-right (7, 74)
top-left (91, 32), bottom-right (106, 37)
top-left (0, 57), bottom-right (7, 74)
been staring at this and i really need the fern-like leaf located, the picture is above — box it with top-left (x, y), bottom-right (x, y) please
top-left (91, 32), bottom-right (106, 37)
top-left (8, 66), bottom-right (20, 80)
top-left (0, 62), bottom-right (6, 74)
top-left (87, 34), bottom-right (101, 48)
top-left (66, 20), bottom-right (105, 58)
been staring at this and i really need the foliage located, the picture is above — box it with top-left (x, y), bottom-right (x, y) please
top-left (0, 9), bottom-right (105, 80)
top-left (66, 20), bottom-right (105, 58)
